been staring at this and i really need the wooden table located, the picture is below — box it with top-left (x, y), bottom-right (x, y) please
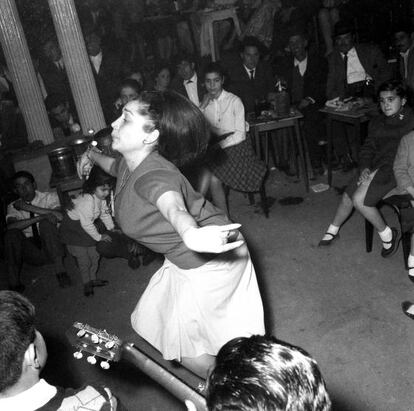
top-left (249, 110), bottom-right (309, 192)
top-left (319, 106), bottom-right (377, 187)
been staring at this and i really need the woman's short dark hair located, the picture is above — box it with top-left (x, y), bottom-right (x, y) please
top-left (0, 291), bottom-right (36, 393)
top-left (82, 165), bottom-right (115, 195)
top-left (119, 78), bottom-right (142, 96)
top-left (377, 80), bottom-right (407, 99)
top-left (203, 62), bottom-right (225, 81)
top-left (134, 91), bottom-right (210, 167)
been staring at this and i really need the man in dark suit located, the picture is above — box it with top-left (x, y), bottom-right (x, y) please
top-left (227, 36), bottom-right (275, 115)
top-left (393, 25), bottom-right (414, 105)
top-left (38, 39), bottom-right (72, 102)
top-left (85, 31), bottom-right (121, 123)
top-left (327, 20), bottom-right (391, 170)
top-left (327, 20), bottom-right (391, 100)
top-left (275, 29), bottom-right (328, 175)
top-left (170, 53), bottom-right (205, 106)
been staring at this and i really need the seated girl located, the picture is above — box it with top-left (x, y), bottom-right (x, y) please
top-left (199, 62), bottom-right (267, 216)
top-left (60, 167), bottom-right (115, 296)
top-left (393, 122), bottom-right (414, 282)
top-left (319, 80), bottom-right (414, 256)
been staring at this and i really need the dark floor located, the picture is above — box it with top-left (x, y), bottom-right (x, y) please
top-left (1, 168), bottom-right (413, 411)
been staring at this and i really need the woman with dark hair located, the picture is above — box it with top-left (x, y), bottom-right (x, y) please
top-left (152, 63), bottom-right (171, 92)
top-left (83, 91), bottom-right (265, 378)
top-left (199, 62), bottom-right (267, 216)
top-left (60, 166), bottom-right (115, 296)
top-left (319, 80), bottom-right (414, 256)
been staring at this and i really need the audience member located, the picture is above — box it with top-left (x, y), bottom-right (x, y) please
top-left (393, 24), bottom-right (414, 104)
top-left (59, 166), bottom-right (115, 297)
top-left (326, 19), bottom-right (392, 169)
top-left (326, 19), bottom-right (391, 100)
top-left (5, 171), bottom-right (71, 292)
top-left (38, 39), bottom-right (72, 103)
top-left (0, 290), bottom-right (124, 410)
top-left (319, 81), bottom-right (414, 257)
top-left (171, 53), bottom-right (205, 106)
top-left (227, 36), bottom-right (274, 114)
top-left (393, 121), bottom-right (414, 281)
top-left (152, 62), bottom-right (172, 92)
top-left (275, 29), bottom-right (328, 175)
top-left (199, 62), bottom-right (267, 215)
top-left (207, 334), bottom-right (331, 411)
top-left (44, 93), bottom-right (81, 139)
top-left (85, 31), bottom-right (121, 123)
top-left (318, 0), bottom-right (353, 56)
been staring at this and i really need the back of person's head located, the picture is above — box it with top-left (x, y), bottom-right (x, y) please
top-left (132, 90), bottom-right (210, 167)
top-left (12, 170), bottom-right (35, 185)
top-left (82, 165), bottom-right (115, 195)
top-left (207, 335), bottom-right (331, 411)
top-left (377, 79), bottom-right (407, 100)
top-left (0, 291), bottom-right (36, 393)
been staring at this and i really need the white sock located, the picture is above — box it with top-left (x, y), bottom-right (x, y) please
top-left (322, 224), bottom-right (339, 241)
top-left (406, 303), bottom-right (414, 316)
top-left (378, 226), bottom-right (392, 249)
top-left (408, 254), bottom-right (414, 277)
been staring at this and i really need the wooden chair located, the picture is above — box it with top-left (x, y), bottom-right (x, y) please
top-left (365, 195), bottom-right (413, 269)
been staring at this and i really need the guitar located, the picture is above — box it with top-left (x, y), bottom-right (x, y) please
top-left (66, 322), bottom-right (208, 411)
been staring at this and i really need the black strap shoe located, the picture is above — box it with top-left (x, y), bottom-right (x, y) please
top-left (380, 228), bottom-right (400, 258)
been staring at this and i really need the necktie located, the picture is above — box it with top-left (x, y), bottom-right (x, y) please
top-left (29, 210), bottom-right (41, 246)
top-left (249, 69), bottom-right (255, 80)
top-left (343, 52), bottom-right (348, 86)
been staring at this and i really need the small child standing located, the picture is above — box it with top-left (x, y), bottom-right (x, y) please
top-left (60, 167), bottom-right (115, 296)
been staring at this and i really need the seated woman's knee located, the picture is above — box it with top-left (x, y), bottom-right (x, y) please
top-left (352, 190), bottom-right (365, 210)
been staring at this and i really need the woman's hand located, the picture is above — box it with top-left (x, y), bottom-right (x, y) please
top-left (357, 168), bottom-right (371, 185)
top-left (182, 223), bottom-right (244, 253)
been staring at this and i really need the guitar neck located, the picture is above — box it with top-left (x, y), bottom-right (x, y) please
top-left (121, 343), bottom-right (207, 411)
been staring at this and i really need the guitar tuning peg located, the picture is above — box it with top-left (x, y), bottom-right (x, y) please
top-left (87, 355), bottom-right (97, 365)
top-left (100, 360), bottom-right (110, 370)
top-left (105, 341), bottom-right (115, 349)
top-left (77, 329), bottom-right (86, 338)
top-left (73, 351), bottom-right (83, 359)
top-left (91, 334), bottom-right (99, 344)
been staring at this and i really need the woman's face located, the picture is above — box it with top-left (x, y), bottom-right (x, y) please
top-left (379, 90), bottom-right (405, 117)
top-left (111, 101), bottom-right (156, 154)
top-left (155, 68), bottom-right (171, 90)
top-left (205, 71), bottom-right (224, 99)
top-left (120, 86), bottom-right (139, 106)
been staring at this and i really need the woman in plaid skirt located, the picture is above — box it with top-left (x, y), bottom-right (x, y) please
top-left (199, 62), bottom-right (267, 216)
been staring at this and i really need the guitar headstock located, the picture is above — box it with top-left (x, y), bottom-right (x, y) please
top-left (66, 322), bottom-right (123, 369)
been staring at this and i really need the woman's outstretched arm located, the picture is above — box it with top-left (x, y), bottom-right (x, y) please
top-left (156, 190), bottom-right (244, 253)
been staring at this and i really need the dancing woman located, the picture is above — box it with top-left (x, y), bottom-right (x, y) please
top-left (85, 91), bottom-right (265, 378)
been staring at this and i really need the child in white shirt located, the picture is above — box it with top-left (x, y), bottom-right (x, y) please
top-left (60, 167), bottom-right (115, 296)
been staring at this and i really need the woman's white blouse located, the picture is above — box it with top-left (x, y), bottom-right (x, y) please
top-left (201, 89), bottom-right (246, 149)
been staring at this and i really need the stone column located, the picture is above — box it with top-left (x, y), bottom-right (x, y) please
top-left (47, 0), bottom-right (106, 135)
top-left (0, 0), bottom-right (54, 144)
